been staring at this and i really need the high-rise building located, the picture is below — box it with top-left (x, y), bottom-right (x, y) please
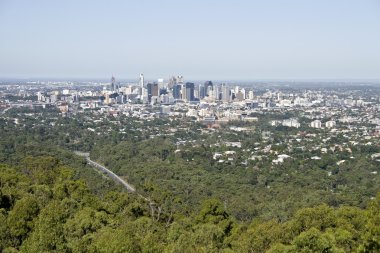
top-left (310, 120), bottom-right (322, 128)
top-left (325, 121), bottom-right (336, 128)
top-left (204, 81), bottom-right (213, 97)
top-left (168, 76), bottom-right (177, 88)
top-left (235, 91), bottom-right (244, 101)
top-left (221, 84), bottom-right (230, 102)
top-left (37, 91), bottom-right (43, 101)
top-left (248, 90), bottom-right (254, 100)
top-left (111, 76), bottom-right (116, 92)
top-left (194, 87), bottom-right (199, 100)
top-left (181, 85), bottom-right (187, 100)
top-left (152, 83), bottom-right (159, 97)
top-left (177, 75), bottom-right (184, 84)
top-left (147, 82), bottom-right (159, 102)
top-left (173, 84), bottom-right (182, 99)
top-left (234, 86), bottom-right (240, 94)
top-left (199, 86), bottom-right (205, 99)
top-left (139, 74), bottom-right (144, 89)
top-left (147, 83), bottom-right (153, 101)
top-left (185, 82), bottom-right (195, 102)
top-left (214, 85), bottom-right (220, 100)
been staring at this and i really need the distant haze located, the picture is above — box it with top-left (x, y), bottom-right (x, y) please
top-left (0, 0), bottom-right (380, 80)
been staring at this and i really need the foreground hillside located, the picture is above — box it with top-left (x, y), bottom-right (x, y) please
top-left (0, 156), bottom-right (379, 252)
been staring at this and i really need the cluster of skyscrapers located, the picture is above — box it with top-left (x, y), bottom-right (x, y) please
top-left (106, 74), bottom-right (254, 105)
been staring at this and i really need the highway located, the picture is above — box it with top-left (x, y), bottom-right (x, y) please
top-left (75, 152), bottom-right (136, 192)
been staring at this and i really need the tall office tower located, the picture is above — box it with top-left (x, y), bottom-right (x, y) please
top-left (147, 83), bottom-right (153, 102)
top-left (204, 81), bottom-right (213, 96)
top-left (152, 83), bottom-right (159, 97)
top-left (37, 91), bottom-right (43, 101)
top-left (235, 91), bottom-right (245, 101)
top-left (146, 83), bottom-right (159, 102)
top-left (105, 93), bottom-right (110, 104)
top-left (214, 85), bottom-right (220, 100)
top-left (141, 87), bottom-right (148, 103)
top-left (146, 83), bottom-right (158, 102)
top-left (221, 84), bottom-right (230, 102)
top-left (177, 75), bottom-right (184, 84)
top-left (111, 76), bottom-right (116, 92)
top-left (194, 87), bottom-right (200, 100)
top-left (248, 90), bottom-right (254, 100)
top-left (241, 88), bottom-right (246, 99)
top-left (173, 84), bottom-right (182, 99)
top-left (157, 78), bottom-right (164, 85)
top-left (234, 85), bottom-right (240, 94)
top-left (181, 85), bottom-right (187, 100)
top-left (139, 74), bottom-right (144, 89)
top-left (199, 86), bottom-right (205, 99)
top-left (185, 82), bottom-right (195, 102)
top-left (168, 76), bottom-right (177, 88)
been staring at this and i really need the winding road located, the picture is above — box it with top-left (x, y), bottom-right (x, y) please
top-left (75, 152), bottom-right (136, 192)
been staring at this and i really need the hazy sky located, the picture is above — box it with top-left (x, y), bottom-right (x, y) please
top-left (1, 0), bottom-right (380, 80)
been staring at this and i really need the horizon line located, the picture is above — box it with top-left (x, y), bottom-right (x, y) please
top-left (1, 76), bottom-right (380, 83)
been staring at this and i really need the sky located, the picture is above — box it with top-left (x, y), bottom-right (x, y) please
top-left (0, 0), bottom-right (380, 81)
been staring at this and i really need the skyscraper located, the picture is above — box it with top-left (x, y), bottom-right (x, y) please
top-left (185, 82), bottom-right (195, 102)
top-left (111, 76), bottom-right (116, 92)
top-left (152, 83), bottom-right (159, 97)
top-left (139, 74), bottom-right (145, 100)
top-left (204, 81), bottom-right (213, 97)
top-left (221, 84), bottom-right (230, 102)
top-left (177, 75), bottom-right (184, 84)
top-left (147, 82), bottom-right (159, 102)
top-left (139, 74), bottom-right (144, 89)
top-left (168, 76), bottom-right (177, 88)
top-left (173, 84), bottom-right (182, 99)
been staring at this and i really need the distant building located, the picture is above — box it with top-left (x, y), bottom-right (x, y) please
top-left (325, 121), bottom-right (336, 128)
top-left (204, 81), bottom-right (213, 97)
top-left (58, 103), bottom-right (69, 113)
top-left (111, 76), bottom-right (116, 91)
top-left (177, 75), bottom-right (184, 84)
top-left (160, 105), bottom-right (171, 114)
top-left (248, 90), bottom-right (254, 100)
top-left (139, 74), bottom-right (144, 89)
top-left (185, 82), bottom-right (195, 102)
top-left (146, 83), bottom-right (159, 102)
top-left (282, 118), bottom-right (300, 128)
top-left (310, 120), bottom-right (322, 128)
top-left (173, 84), bottom-right (182, 99)
top-left (221, 84), bottom-right (230, 102)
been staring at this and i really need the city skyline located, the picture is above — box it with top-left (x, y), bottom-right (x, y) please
top-left (1, 0), bottom-right (380, 80)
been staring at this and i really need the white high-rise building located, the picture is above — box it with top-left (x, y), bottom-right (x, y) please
top-left (310, 120), bottom-right (322, 128)
top-left (221, 84), bottom-right (230, 102)
top-left (181, 85), bottom-right (187, 100)
top-left (234, 86), bottom-right (240, 94)
top-left (248, 90), bottom-right (254, 100)
top-left (241, 88), bottom-right (246, 98)
top-left (213, 85), bottom-right (220, 101)
top-left (177, 75), bottom-right (184, 84)
top-left (325, 121), bottom-right (336, 128)
top-left (139, 74), bottom-right (144, 89)
top-left (139, 73), bottom-right (145, 100)
top-left (37, 91), bottom-right (43, 101)
top-left (282, 118), bottom-right (300, 128)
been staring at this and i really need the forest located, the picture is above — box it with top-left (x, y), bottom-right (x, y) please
top-left (0, 156), bottom-right (379, 252)
top-left (0, 108), bottom-right (379, 252)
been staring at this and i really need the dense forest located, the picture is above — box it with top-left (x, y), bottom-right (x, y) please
top-left (0, 108), bottom-right (379, 252)
top-left (0, 156), bottom-right (379, 252)
top-left (90, 136), bottom-right (380, 221)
